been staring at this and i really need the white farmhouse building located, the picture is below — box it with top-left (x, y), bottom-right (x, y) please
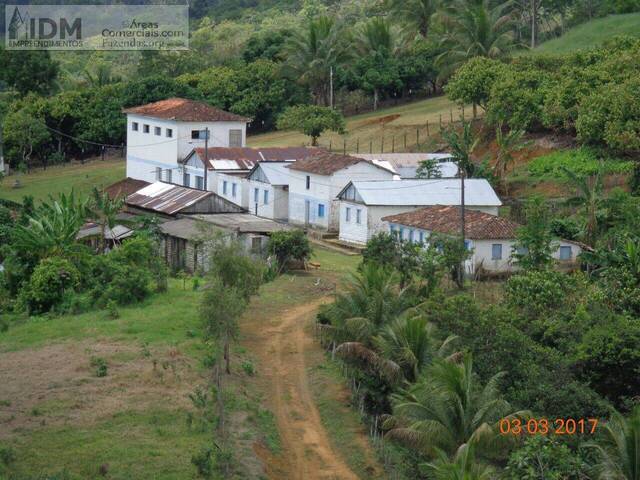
top-left (382, 206), bottom-right (584, 275)
top-left (180, 147), bottom-right (316, 209)
top-left (246, 162), bottom-right (292, 221)
top-left (124, 98), bottom-right (250, 185)
top-left (336, 178), bottom-right (501, 245)
top-left (356, 153), bottom-right (457, 178)
top-left (286, 151), bottom-right (395, 231)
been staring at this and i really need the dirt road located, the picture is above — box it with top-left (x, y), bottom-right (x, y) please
top-left (244, 298), bottom-right (363, 480)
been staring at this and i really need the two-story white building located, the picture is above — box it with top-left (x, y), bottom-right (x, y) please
top-left (246, 162), bottom-right (292, 221)
top-left (123, 98), bottom-right (249, 185)
top-left (286, 151), bottom-right (395, 231)
top-left (180, 147), bottom-right (317, 209)
top-left (382, 205), bottom-right (584, 275)
top-left (336, 178), bottom-right (502, 245)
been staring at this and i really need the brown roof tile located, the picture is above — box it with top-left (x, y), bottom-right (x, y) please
top-left (382, 206), bottom-right (520, 240)
top-left (104, 178), bottom-right (150, 200)
top-left (123, 98), bottom-right (250, 122)
top-left (193, 147), bottom-right (319, 170)
top-left (288, 150), bottom-right (383, 176)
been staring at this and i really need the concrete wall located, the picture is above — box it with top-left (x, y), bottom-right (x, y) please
top-left (288, 163), bottom-right (393, 230)
top-left (215, 172), bottom-right (246, 208)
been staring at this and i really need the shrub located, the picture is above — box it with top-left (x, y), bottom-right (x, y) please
top-left (18, 256), bottom-right (80, 314)
top-left (527, 148), bottom-right (633, 179)
top-left (95, 261), bottom-right (152, 306)
top-left (445, 57), bottom-right (507, 111)
top-left (0, 444), bottom-right (16, 466)
top-left (90, 357), bottom-right (108, 377)
top-left (191, 446), bottom-right (213, 478)
top-left (504, 436), bottom-right (586, 479)
top-left (105, 299), bottom-right (120, 319)
top-left (505, 270), bottom-right (575, 318)
top-left (267, 230), bottom-right (312, 272)
top-left (241, 360), bottom-right (256, 376)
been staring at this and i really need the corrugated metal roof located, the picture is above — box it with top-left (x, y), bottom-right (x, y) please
top-left (126, 181), bottom-right (213, 215)
top-left (356, 153), bottom-right (453, 167)
top-left (192, 147), bottom-right (318, 171)
top-left (341, 179), bottom-right (502, 207)
top-left (253, 162), bottom-right (293, 186)
top-left (104, 178), bottom-right (151, 200)
top-left (192, 213), bottom-right (291, 233)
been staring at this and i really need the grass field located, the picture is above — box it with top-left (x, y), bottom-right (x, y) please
top-left (529, 13), bottom-right (640, 55)
top-left (0, 246), bottom-right (361, 479)
top-left (0, 157), bottom-right (125, 204)
top-left (249, 95), bottom-right (469, 153)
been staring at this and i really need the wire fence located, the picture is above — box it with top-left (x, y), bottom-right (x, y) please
top-left (317, 105), bottom-right (478, 155)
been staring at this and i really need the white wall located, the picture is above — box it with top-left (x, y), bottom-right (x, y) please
top-left (288, 163), bottom-right (394, 230)
top-left (338, 202), bottom-right (369, 244)
top-left (125, 113), bottom-right (246, 183)
top-left (246, 181), bottom-right (289, 221)
top-left (215, 173), bottom-right (246, 208)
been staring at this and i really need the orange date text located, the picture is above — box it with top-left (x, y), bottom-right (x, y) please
top-left (499, 417), bottom-right (598, 436)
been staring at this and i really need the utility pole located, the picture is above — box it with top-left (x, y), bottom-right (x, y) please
top-left (203, 127), bottom-right (209, 191)
top-left (329, 66), bottom-right (334, 109)
top-left (459, 166), bottom-right (466, 287)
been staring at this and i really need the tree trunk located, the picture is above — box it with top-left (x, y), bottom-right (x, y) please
top-left (224, 340), bottom-right (230, 374)
top-left (373, 89), bottom-right (379, 111)
top-left (531, 0), bottom-right (537, 49)
top-left (473, 103), bottom-right (477, 119)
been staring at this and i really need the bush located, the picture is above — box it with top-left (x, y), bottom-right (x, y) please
top-left (18, 256), bottom-right (80, 314)
top-left (191, 446), bottom-right (213, 478)
top-left (504, 436), bottom-right (586, 479)
top-left (90, 357), bottom-right (108, 377)
top-left (505, 270), bottom-right (575, 318)
top-left (528, 148), bottom-right (633, 180)
top-left (267, 230), bottom-right (312, 272)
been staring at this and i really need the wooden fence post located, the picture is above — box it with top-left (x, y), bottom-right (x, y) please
top-left (403, 133), bottom-right (407, 150)
top-left (356, 138), bottom-right (359, 154)
top-left (439, 114), bottom-right (443, 131)
top-left (392, 136), bottom-right (395, 153)
top-left (369, 140), bottom-right (373, 153)
top-left (343, 139), bottom-right (346, 155)
top-left (381, 137), bottom-right (384, 153)
top-left (416, 128), bottom-right (420, 145)
top-left (426, 122), bottom-right (430, 137)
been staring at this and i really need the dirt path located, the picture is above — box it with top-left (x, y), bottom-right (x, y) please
top-left (244, 298), bottom-right (362, 480)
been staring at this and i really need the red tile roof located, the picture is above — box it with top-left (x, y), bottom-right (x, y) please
top-left (382, 206), bottom-right (520, 240)
top-left (288, 150), bottom-right (385, 176)
top-left (123, 98), bottom-right (250, 122)
top-left (104, 178), bottom-right (150, 200)
top-left (193, 147), bottom-right (319, 170)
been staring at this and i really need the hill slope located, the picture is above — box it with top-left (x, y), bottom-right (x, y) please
top-left (531, 13), bottom-right (640, 55)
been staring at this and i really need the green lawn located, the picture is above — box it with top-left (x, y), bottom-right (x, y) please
top-left (249, 95), bottom-right (470, 153)
top-left (0, 157), bottom-right (125, 204)
top-left (528, 13), bottom-right (640, 55)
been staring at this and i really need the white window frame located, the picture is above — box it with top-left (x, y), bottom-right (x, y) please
top-left (559, 245), bottom-right (572, 261)
top-left (229, 129), bottom-right (243, 147)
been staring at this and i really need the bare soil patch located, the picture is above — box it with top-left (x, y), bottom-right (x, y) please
top-left (0, 340), bottom-right (199, 438)
top-left (243, 299), bottom-right (373, 479)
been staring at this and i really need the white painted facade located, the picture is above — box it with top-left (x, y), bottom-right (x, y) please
top-left (287, 162), bottom-right (394, 231)
top-left (125, 113), bottom-right (247, 185)
top-left (338, 202), bottom-right (499, 245)
top-left (385, 223), bottom-right (583, 274)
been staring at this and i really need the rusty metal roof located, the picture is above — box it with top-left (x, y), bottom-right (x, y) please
top-left (123, 98), bottom-right (250, 122)
top-left (126, 182), bottom-right (213, 215)
top-left (104, 178), bottom-right (150, 200)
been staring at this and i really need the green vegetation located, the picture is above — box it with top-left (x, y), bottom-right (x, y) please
top-left (528, 148), bottom-right (634, 180)
top-left (531, 13), bottom-right (640, 55)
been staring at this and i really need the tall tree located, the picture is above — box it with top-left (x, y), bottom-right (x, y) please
top-left (562, 166), bottom-right (604, 247)
top-left (512, 195), bottom-right (556, 270)
top-left (494, 122), bottom-right (530, 196)
top-left (283, 16), bottom-right (350, 105)
top-left (437, 0), bottom-right (517, 79)
top-left (0, 47), bottom-right (59, 95)
top-left (389, 0), bottom-right (439, 38)
top-left (89, 187), bottom-right (125, 253)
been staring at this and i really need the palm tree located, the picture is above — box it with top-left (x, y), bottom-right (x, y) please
top-left (283, 16), bottom-right (351, 106)
top-left (423, 444), bottom-right (496, 480)
top-left (355, 17), bottom-right (408, 110)
top-left (587, 406), bottom-right (640, 480)
top-left (89, 187), bottom-right (125, 252)
top-left (436, 0), bottom-right (517, 79)
top-left (561, 166), bottom-right (604, 247)
top-left (441, 121), bottom-right (479, 177)
top-left (13, 191), bottom-right (88, 258)
top-left (389, 0), bottom-right (439, 38)
top-left (385, 355), bottom-right (528, 459)
top-left (494, 122), bottom-right (530, 196)
top-left (374, 313), bottom-right (457, 383)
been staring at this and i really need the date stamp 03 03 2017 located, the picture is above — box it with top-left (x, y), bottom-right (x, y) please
top-left (499, 417), bottom-right (599, 436)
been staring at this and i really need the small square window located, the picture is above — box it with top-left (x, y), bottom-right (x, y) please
top-left (492, 244), bottom-right (503, 260)
top-left (356, 209), bottom-right (361, 224)
top-left (132, 122), bottom-right (139, 131)
top-left (264, 190), bottom-right (269, 205)
top-left (166, 128), bottom-right (173, 138)
top-left (559, 245), bottom-right (572, 260)
top-left (345, 207), bottom-right (351, 222)
top-left (254, 188), bottom-right (259, 203)
top-left (154, 126), bottom-right (161, 136)
top-left (143, 124), bottom-right (150, 133)
top-left (223, 181), bottom-right (228, 195)
top-left (191, 130), bottom-right (200, 139)
top-left (318, 204), bottom-right (325, 218)
top-left (306, 176), bottom-right (310, 190)
top-left (229, 129), bottom-right (243, 147)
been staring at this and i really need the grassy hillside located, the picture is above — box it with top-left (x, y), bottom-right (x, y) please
top-left (249, 95), bottom-right (468, 153)
top-left (530, 13), bottom-right (640, 55)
